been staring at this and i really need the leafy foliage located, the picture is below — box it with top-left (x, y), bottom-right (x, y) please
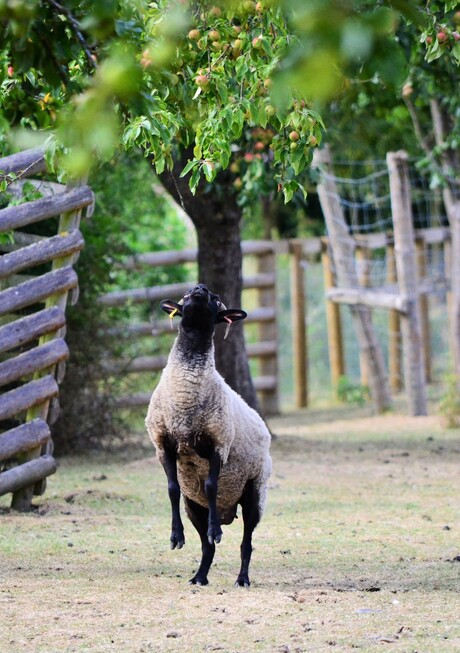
top-left (336, 375), bottom-right (370, 407)
top-left (2, 1), bottom-right (458, 211)
top-left (51, 151), bottom-right (191, 453)
top-left (438, 373), bottom-right (460, 428)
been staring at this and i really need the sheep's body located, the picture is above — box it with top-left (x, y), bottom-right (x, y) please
top-left (145, 284), bottom-right (271, 586)
top-left (148, 343), bottom-right (271, 523)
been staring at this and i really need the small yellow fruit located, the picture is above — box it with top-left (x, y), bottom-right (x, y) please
top-left (209, 6), bottom-right (222, 18)
top-left (195, 74), bottom-right (210, 88)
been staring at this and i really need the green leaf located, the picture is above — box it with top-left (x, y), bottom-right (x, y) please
top-left (189, 167), bottom-right (201, 194)
top-left (453, 42), bottom-right (460, 65)
top-left (235, 57), bottom-right (249, 82)
top-left (282, 184), bottom-right (294, 203)
top-left (155, 153), bottom-right (166, 175)
top-left (216, 80), bottom-right (228, 105)
top-left (180, 159), bottom-right (200, 177)
top-left (261, 38), bottom-right (274, 59)
top-left (290, 148), bottom-right (305, 175)
top-left (202, 161), bottom-right (216, 182)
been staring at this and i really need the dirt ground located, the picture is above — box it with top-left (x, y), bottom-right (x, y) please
top-left (1, 405), bottom-right (460, 652)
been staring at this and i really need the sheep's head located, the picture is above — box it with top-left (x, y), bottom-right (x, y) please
top-left (161, 284), bottom-right (247, 339)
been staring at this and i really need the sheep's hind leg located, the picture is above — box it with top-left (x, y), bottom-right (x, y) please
top-left (236, 480), bottom-right (261, 588)
top-left (184, 497), bottom-right (215, 585)
top-left (161, 445), bottom-right (185, 550)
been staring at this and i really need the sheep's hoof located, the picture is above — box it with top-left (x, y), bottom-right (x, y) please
top-left (189, 576), bottom-right (208, 586)
top-left (170, 534), bottom-right (185, 550)
top-left (207, 524), bottom-right (223, 545)
top-left (235, 576), bottom-right (250, 588)
top-left (208, 533), bottom-right (222, 545)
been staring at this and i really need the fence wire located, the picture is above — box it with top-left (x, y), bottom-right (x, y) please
top-left (304, 159), bottom-right (451, 406)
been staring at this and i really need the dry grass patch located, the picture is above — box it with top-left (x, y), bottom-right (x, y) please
top-left (1, 405), bottom-right (460, 652)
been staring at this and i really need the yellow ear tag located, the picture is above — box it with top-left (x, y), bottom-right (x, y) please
top-left (169, 308), bottom-right (178, 329)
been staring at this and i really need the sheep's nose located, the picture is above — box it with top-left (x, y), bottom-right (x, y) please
top-left (191, 284), bottom-right (208, 296)
top-left (196, 284), bottom-right (207, 291)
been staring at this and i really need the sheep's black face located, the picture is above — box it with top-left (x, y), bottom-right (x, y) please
top-left (160, 285), bottom-right (247, 338)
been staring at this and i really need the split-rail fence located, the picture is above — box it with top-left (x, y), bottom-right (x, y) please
top-left (0, 147), bottom-right (93, 511)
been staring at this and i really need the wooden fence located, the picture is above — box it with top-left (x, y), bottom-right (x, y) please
top-left (0, 147), bottom-right (93, 511)
top-left (315, 147), bottom-right (451, 415)
top-left (98, 240), bottom-right (280, 415)
top-left (97, 217), bottom-right (451, 418)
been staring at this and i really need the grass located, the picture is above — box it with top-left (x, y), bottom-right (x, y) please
top-left (1, 405), bottom-right (460, 652)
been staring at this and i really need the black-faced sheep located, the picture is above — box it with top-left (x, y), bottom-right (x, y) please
top-left (145, 284), bottom-right (272, 587)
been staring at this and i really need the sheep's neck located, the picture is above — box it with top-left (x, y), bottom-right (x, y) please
top-left (166, 336), bottom-right (217, 416)
top-left (174, 327), bottom-right (215, 369)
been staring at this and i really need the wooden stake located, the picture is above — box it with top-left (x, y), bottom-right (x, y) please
top-left (356, 245), bottom-right (371, 387)
top-left (387, 151), bottom-right (427, 416)
top-left (386, 242), bottom-right (402, 393)
top-left (321, 241), bottom-right (345, 392)
top-left (416, 236), bottom-right (432, 383)
top-left (257, 250), bottom-right (279, 415)
top-left (290, 240), bottom-right (308, 408)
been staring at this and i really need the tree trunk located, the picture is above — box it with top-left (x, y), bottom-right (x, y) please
top-left (157, 152), bottom-right (260, 413)
top-left (430, 100), bottom-right (460, 379)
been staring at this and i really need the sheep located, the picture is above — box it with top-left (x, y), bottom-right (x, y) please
top-left (145, 283), bottom-right (272, 587)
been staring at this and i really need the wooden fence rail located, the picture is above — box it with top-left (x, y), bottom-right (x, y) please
top-left (0, 147), bottom-right (92, 511)
top-left (314, 147), bottom-right (451, 415)
top-left (100, 219), bottom-right (450, 417)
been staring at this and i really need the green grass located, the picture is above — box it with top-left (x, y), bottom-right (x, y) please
top-left (1, 406), bottom-right (460, 652)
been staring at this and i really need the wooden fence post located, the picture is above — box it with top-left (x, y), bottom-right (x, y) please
top-left (356, 244), bottom-right (371, 387)
top-left (386, 241), bottom-right (402, 393)
top-left (321, 239), bottom-right (345, 392)
top-left (315, 147), bottom-right (391, 413)
top-left (257, 248), bottom-right (279, 415)
top-left (386, 151), bottom-right (427, 416)
top-left (416, 235), bottom-right (432, 383)
top-left (289, 240), bottom-right (308, 408)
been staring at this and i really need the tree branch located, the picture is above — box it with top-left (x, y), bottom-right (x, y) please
top-left (429, 99), bottom-right (460, 226)
top-left (403, 96), bottom-right (432, 159)
top-left (45, 0), bottom-right (97, 71)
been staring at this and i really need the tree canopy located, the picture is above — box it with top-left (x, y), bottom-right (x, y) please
top-left (2, 0), bottom-right (460, 413)
top-left (2, 1), bottom-right (458, 197)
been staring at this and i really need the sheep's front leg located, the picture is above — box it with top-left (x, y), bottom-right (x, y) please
top-left (205, 451), bottom-right (223, 545)
top-left (161, 444), bottom-right (185, 550)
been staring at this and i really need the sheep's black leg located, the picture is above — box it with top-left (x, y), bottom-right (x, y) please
top-left (161, 444), bottom-right (185, 550)
top-left (204, 451), bottom-right (223, 545)
top-left (184, 497), bottom-right (215, 585)
top-left (236, 480), bottom-right (261, 588)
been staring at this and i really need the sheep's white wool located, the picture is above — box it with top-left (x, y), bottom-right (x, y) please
top-left (145, 339), bottom-right (272, 524)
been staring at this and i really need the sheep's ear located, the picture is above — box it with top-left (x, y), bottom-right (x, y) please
top-left (216, 309), bottom-right (247, 324)
top-left (160, 300), bottom-right (183, 317)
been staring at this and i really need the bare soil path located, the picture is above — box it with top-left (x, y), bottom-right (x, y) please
top-left (1, 405), bottom-right (459, 652)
